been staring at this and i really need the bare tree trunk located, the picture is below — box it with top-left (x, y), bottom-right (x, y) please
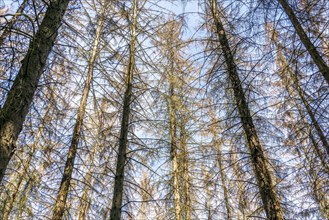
top-left (272, 33), bottom-right (329, 162)
top-left (51, 2), bottom-right (107, 218)
top-left (0, 0), bottom-right (28, 46)
top-left (277, 0), bottom-right (329, 85)
top-left (209, 0), bottom-right (284, 219)
top-left (303, 146), bottom-right (329, 219)
top-left (216, 141), bottom-right (232, 220)
top-left (109, 1), bottom-right (137, 219)
top-left (180, 117), bottom-right (191, 220)
top-left (231, 151), bottom-right (248, 220)
top-left (167, 56), bottom-right (181, 220)
top-left (78, 171), bottom-right (93, 220)
top-left (209, 109), bottom-right (232, 220)
top-left (292, 74), bottom-right (329, 156)
top-left (0, 0), bottom-right (70, 183)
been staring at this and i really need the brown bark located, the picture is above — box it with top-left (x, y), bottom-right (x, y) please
top-left (51, 2), bottom-right (107, 218)
top-left (209, 0), bottom-right (284, 219)
top-left (77, 171), bottom-right (93, 220)
top-left (0, 0), bottom-right (70, 183)
top-left (278, 0), bottom-right (329, 85)
top-left (77, 99), bottom-right (109, 220)
top-left (109, 1), bottom-right (137, 219)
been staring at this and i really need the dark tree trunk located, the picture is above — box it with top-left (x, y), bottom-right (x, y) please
top-left (278, 0), bottom-right (329, 85)
top-left (110, 1), bottom-right (137, 219)
top-left (0, 0), bottom-right (70, 183)
top-left (209, 0), bottom-right (285, 219)
top-left (51, 2), bottom-right (107, 219)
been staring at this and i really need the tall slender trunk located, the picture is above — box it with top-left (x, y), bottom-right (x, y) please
top-left (302, 146), bottom-right (329, 219)
top-left (209, 0), bottom-right (284, 219)
top-left (109, 1), bottom-right (137, 219)
top-left (272, 35), bottom-right (329, 160)
top-left (77, 142), bottom-right (98, 220)
top-left (51, 2), bottom-right (107, 219)
top-left (0, 0), bottom-right (70, 183)
top-left (231, 151), bottom-right (247, 220)
top-left (292, 72), bottom-right (329, 156)
top-left (204, 169), bottom-right (212, 220)
top-left (78, 98), bottom-right (111, 219)
top-left (277, 0), bottom-right (329, 85)
top-left (0, 0), bottom-right (28, 46)
top-left (180, 117), bottom-right (191, 220)
top-left (209, 109), bottom-right (232, 220)
top-left (167, 53), bottom-right (181, 220)
top-left (77, 171), bottom-right (93, 220)
top-left (216, 140), bottom-right (232, 220)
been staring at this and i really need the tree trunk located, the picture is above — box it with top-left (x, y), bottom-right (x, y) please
top-left (272, 34), bottom-right (329, 163)
top-left (0, 0), bottom-right (70, 183)
top-left (216, 140), bottom-right (232, 220)
top-left (209, 109), bottom-right (232, 220)
top-left (51, 2), bottom-right (107, 218)
top-left (303, 146), bottom-right (329, 219)
top-left (278, 0), bottom-right (329, 85)
top-left (180, 117), bottom-right (191, 220)
top-left (231, 151), bottom-right (248, 220)
top-left (292, 74), bottom-right (329, 156)
top-left (109, 1), bottom-right (137, 219)
top-left (77, 98), bottom-right (109, 220)
top-left (77, 171), bottom-right (93, 220)
top-left (167, 52), bottom-right (182, 220)
top-left (209, 0), bottom-right (284, 219)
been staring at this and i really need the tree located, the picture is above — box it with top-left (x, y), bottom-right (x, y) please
top-left (110, 0), bottom-right (138, 219)
top-left (51, 0), bottom-right (109, 218)
top-left (277, 0), bottom-right (329, 84)
top-left (0, 0), bottom-right (71, 182)
top-left (207, 0), bottom-right (285, 218)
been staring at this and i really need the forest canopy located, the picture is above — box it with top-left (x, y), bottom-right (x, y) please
top-left (0, 0), bottom-right (328, 219)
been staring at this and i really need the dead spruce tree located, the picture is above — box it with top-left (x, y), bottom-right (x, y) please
top-left (0, 0), bottom-right (70, 182)
top-left (207, 0), bottom-right (285, 219)
top-left (51, 0), bottom-right (109, 219)
top-left (110, 0), bottom-right (138, 219)
top-left (277, 0), bottom-right (329, 85)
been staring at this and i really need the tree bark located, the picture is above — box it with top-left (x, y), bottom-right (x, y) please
top-left (180, 117), bottom-right (191, 220)
top-left (209, 0), bottom-right (285, 219)
top-left (51, 1), bottom-right (107, 218)
top-left (109, 1), bottom-right (137, 219)
top-left (168, 48), bottom-right (182, 220)
top-left (278, 0), bottom-right (329, 85)
top-left (0, 0), bottom-right (70, 183)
